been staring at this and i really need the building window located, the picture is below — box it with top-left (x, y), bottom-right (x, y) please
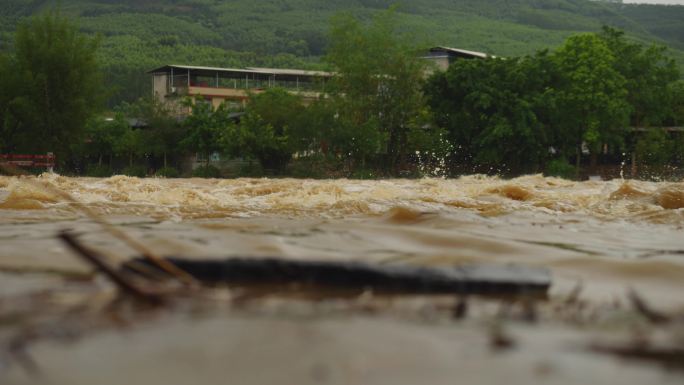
top-left (196, 152), bottom-right (220, 162)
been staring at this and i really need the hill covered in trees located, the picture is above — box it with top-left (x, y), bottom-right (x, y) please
top-left (1, 0), bottom-right (683, 104)
top-left (1, 9), bottom-right (682, 179)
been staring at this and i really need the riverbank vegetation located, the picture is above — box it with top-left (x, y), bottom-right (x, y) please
top-left (1, 9), bottom-right (683, 180)
top-left (426, 27), bottom-right (684, 178)
top-left (0, 11), bottom-right (104, 165)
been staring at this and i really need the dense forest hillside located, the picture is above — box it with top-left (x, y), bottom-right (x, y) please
top-left (2, 0), bottom-right (683, 104)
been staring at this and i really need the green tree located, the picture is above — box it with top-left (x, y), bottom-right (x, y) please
top-left (598, 27), bottom-right (680, 128)
top-left (425, 51), bottom-right (559, 173)
top-left (0, 53), bottom-right (16, 154)
top-left (113, 124), bottom-right (144, 169)
top-left (635, 128), bottom-right (674, 166)
top-left (226, 88), bottom-right (306, 174)
top-left (324, 10), bottom-right (429, 173)
top-left (670, 80), bottom-right (684, 126)
top-left (1, 10), bottom-right (103, 164)
top-left (672, 128), bottom-right (684, 167)
top-left (305, 97), bottom-right (387, 172)
top-left (180, 99), bottom-right (224, 167)
top-left (552, 33), bottom-right (630, 170)
top-left (120, 97), bottom-right (183, 169)
top-left (80, 114), bottom-right (128, 167)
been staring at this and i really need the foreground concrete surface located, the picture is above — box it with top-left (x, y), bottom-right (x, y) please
top-left (4, 307), bottom-right (683, 385)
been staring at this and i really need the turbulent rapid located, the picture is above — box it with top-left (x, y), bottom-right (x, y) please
top-left (1, 174), bottom-right (683, 222)
top-left (2, 174), bottom-right (684, 385)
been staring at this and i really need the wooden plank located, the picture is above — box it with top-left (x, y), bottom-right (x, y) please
top-left (124, 257), bottom-right (551, 297)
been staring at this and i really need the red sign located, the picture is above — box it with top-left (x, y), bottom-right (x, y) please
top-left (0, 153), bottom-right (55, 169)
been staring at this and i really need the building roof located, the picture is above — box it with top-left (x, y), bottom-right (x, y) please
top-left (245, 67), bottom-right (332, 77)
top-left (127, 118), bottom-right (148, 128)
top-left (630, 126), bottom-right (684, 132)
top-left (147, 64), bottom-right (331, 77)
top-left (428, 46), bottom-right (490, 59)
top-left (148, 64), bottom-right (270, 75)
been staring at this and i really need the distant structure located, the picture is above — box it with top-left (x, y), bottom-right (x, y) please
top-left (422, 47), bottom-right (490, 72)
top-left (148, 65), bottom-right (332, 115)
top-left (149, 47), bottom-right (490, 114)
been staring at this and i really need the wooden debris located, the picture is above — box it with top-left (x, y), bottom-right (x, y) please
top-left (564, 281), bottom-right (583, 305)
top-left (627, 289), bottom-right (671, 324)
top-left (452, 297), bottom-right (468, 320)
top-left (520, 299), bottom-right (538, 323)
top-left (124, 257), bottom-right (552, 297)
top-left (8, 338), bottom-right (41, 377)
top-left (591, 343), bottom-right (684, 371)
top-left (59, 231), bottom-right (162, 305)
top-left (490, 323), bottom-right (516, 351)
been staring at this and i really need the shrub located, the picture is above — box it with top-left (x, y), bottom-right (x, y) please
top-left (236, 162), bottom-right (265, 178)
top-left (544, 158), bottom-right (576, 179)
top-left (155, 166), bottom-right (179, 178)
top-left (636, 129), bottom-right (674, 166)
top-left (192, 165), bottom-right (221, 178)
top-left (86, 164), bottom-right (114, 177)
top-left (287, 158), bottom-right (325, 179)
top-left (350, 168), bottom-right (377, 180)
top-left (121, 165), bottom-right (147, 177)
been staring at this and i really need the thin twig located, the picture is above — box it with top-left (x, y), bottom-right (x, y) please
top-left (58, 231), bottom-right (162, 304)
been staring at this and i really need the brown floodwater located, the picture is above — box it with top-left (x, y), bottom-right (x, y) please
top-left (1, 173), bottom-right (683, 384)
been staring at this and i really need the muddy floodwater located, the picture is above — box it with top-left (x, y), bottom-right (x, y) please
top-left (1, 174), bottom-right (684, 385)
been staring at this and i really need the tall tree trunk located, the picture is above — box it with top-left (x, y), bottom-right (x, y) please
top-left (575, 144), bottom-right (581, 179)
top-left (386, 129), bottom-right (397, 174)
top-left (397, 130), bottom-right (408, 175)
top-left (163, 152), bottom-right (168, 168)
top-left (98, 154), bottom-right (102, 166)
